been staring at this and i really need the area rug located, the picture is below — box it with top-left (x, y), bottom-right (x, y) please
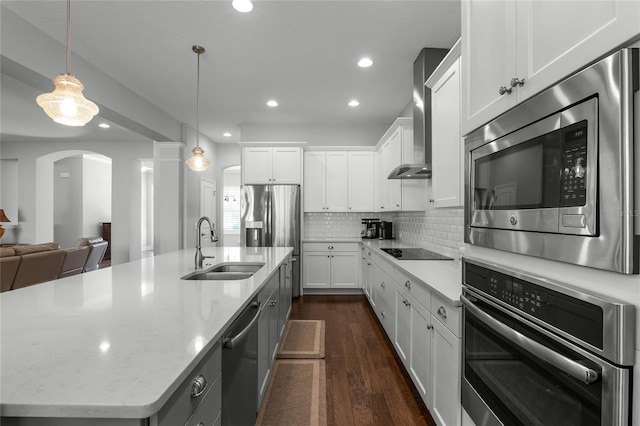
top-left (277, 319), bottom-right (325, 359)
top-left (255, 359), bottom-right (327, 426)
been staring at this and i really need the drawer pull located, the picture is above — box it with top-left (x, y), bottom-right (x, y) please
top-left (437, 306), bottom-right (447, 318)
top-left (381, 282), bottom-right (385, 289)
top-left (405, 280), bottom-right (411, 289)
top-left (381, 311), bottom-right (386, 318)
top-left (197, 423), bottom-right (205, 426)
top-left (328, 245), bottom-right (334, 250)
top-left (403, 299), bottom-right (411, 307)
top-left (427, 324), bottom-right (434, 330)
top-left (191, 374), bottom-right (207, 398)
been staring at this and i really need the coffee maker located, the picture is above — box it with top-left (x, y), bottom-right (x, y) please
top-left (379, 221), bottom-right (393, 239)
top-left (361, 218), bottom-right (381, 239)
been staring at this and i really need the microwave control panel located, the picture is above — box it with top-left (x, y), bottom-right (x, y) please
top-left (560, 121), bottom-right (588, 207)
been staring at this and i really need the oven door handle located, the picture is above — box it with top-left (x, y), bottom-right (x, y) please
top-left (461, 295), bottom-right (599, 385)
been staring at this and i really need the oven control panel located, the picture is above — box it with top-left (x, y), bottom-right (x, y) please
top-left (465, 261), bottom-right (603, 349)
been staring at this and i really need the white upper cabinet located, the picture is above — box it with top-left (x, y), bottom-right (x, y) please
top-left (303, 150), bottom-right (375, 213)
top-left (428, 41), bottom-right (463, 209)
top-left (462, 0), bottom-right (640, 135)
top-left (242, 147), bottom-right (302, 184)
top-left (347, 151), bottom-right (375, 212)
top-left (376, 118), bottom-right (427, 212)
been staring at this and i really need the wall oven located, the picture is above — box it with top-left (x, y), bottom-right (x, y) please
top-left (464, 48), bottom-right (639, 274)
top-left (461, 258), bottom-right (635, 426)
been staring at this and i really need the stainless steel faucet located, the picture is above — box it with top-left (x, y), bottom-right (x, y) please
top-left (195, 216), bottom-right (219, 269)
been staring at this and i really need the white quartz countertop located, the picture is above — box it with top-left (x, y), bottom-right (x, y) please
top-left (0, 246), bottom-right (292, 419)
top-left (360, 240), bottom-right (463, 306)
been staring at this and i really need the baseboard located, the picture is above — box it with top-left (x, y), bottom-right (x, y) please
top-left (302, 288), bottom-right (364, 296)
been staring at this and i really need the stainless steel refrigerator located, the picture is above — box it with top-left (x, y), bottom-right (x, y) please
top-left (240, 185), bottom-right (301, 297)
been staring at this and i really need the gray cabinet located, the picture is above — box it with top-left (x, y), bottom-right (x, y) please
top-left (257, 273), bottom-right (280, 407)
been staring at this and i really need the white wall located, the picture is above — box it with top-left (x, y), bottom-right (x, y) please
top-left (83, 155), bottom-right (112, 239)
top-left (53, 156), bottom-right (83, 248)
top-left (0, 159), bottom-right (19, 239)
top-left (223, 168), bottom-right (241, 246)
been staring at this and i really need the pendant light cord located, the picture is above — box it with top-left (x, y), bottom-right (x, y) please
top-left (66, 0), bottom-right (71, 75)
top-left (196, 49), bottom-right (201, 148)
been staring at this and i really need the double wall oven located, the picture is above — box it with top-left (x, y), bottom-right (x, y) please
top-left (461, 258), bottom-right (635, 426)
top-left (464, 48), bottom-right (639, 274)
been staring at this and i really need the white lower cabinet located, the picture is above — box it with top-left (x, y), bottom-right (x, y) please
top-left (303, 243), bottom-right (360, 290)
top-left (364, 248), bottom-right (463, 426)
top-left (430, 317), bottom-right (461, 426)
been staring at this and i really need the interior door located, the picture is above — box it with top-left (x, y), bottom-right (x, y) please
top-left (200, 178), bottom-right (216, 236)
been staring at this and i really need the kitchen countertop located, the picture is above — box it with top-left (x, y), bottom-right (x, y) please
top-left (302, 237), bottom-right (363, 242)
top-left (360, 239), bottom-right (463, 306)
top-left (0, 246), bottom-right (292, 419)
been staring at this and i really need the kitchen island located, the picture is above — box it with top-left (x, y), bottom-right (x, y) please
top-left (0, 246), bottom-right (292, 424)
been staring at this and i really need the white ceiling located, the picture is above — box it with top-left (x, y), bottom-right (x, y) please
top-left (1, 0), bottom-right (461, 144)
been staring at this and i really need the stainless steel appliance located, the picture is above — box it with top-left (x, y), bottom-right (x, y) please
top-left (241, 185), bottom-right (301, 297)
top-left (464, 48), bottom-right (639, 274)
top-left (381, 247), bottom-right (453, 260)
top-left (222, 297), bottom-right (261, 425)
top-left (461, 258), bottom-right (635, 426)
top-left (378, 221), bottom-right (393, 240)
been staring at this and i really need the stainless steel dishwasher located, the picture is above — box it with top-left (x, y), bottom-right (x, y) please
top-left (222, 297), bottom-right (260, 425)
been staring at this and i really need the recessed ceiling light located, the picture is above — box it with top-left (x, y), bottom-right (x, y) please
top-left (223, 132), bottom-right (232, 137)
top-left (232, 0), bottom-right (253, 13)
top-left (267, 100), bottom-right (278, 107)
top-left (357, 57), bottom-right (373, 68)
top-left (98, 123), bottom-right (110, 129)
top-left (348, 100), bottom-right (360, 107)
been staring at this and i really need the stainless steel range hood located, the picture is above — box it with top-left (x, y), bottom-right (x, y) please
top-left (388, 48), bottom-right (447, 179)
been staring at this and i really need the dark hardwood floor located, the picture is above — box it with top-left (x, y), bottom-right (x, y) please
top-left (290, 295), bottom-right (437, 426)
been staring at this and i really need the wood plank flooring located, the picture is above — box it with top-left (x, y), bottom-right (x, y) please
top-left (290, 295), bottom-right (436, 426)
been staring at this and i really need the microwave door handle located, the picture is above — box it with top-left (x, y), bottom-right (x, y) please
top-left (461, 295), bottom-right (599, 385)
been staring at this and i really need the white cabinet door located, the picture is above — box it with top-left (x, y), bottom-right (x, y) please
top-left (431, 318), bottom-right (461, 426)
top-left (463, 0), bottom-right (640, 135)
top-left (243, 147), bottom-right (274, 184)
top-left (394, 287), bottom-right (411, 368)
top-left (409, 301), bottom-right (432, 407)
top-left (347, 152), bottom-right (375, 212)
top-left (387, 129), bottom-right (403, 211)
top-left (330, 251), bottom-right (359, 288)
top-left (462, 0), bottom-right (516, 135)
top-left (432, 56), bottom-right (463, 208)
top-left (272, 148), bottom-right (301, 184)
top-left (303, 151), bottom-right (326, 212)
top-left (325, 152), bottom-right (348, 212)
top-left (303, 252), bottom-right (331, 289)
top-left (515, 0), bottom-right (640, 103)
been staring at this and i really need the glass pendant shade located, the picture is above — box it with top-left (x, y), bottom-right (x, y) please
top-left (36, 74), bottom-right (99, 126)
top-left (186, 146), bottom-right (210, 171)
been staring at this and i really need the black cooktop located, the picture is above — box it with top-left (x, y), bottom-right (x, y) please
top-left (381, 248), bottom-right (454, 261)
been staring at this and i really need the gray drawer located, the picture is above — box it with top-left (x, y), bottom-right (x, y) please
top-left (156, 341), bottom-right (222, 426)
top-left (184, 370), bottom-right (222, 426)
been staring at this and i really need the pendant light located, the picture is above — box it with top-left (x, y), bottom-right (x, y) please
top-left (36, 0), bottom-right (99, 126)
top-left (186, 45), bottom-right (211, 172)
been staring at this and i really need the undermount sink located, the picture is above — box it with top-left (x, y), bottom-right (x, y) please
top-left (181, 262), bottom-right (265, 281)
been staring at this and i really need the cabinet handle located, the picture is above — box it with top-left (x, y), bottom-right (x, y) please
top-left (427, 324), bottom-right (434, 330)
top-left (405, 280), bottom-right (411, 289)
top-left (328, 245), bottom-right (334, 250)
top-left (510, 77), bottom-right (525, 88)
top-left (380, 206), bottom-right (385, 209)
top-left (197, 423), bottom-right (205, 426)
top-left (381, 282), bottom-right (385, 289)
top-left (395, 204), bottom-right (400, 207)
top-left (367, 262), bottom-right (371, 266)
top-left (429, 199), bottom-right (434, 203)
top-left (191, 374), bottom-right (207, 398)
top-left (403, 299), bottom-right (411, 307)
top-left (437, 306), bottom-right (447, 318)
top-left (381, 311), bottom-right (386, 318)
top-left (349, 207), bottom-right (352, 210)
top-left (498, 86), bottom-right (513, 96)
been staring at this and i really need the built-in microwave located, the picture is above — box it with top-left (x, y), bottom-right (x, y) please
top-left (464, 48), bottom-right (639, 274)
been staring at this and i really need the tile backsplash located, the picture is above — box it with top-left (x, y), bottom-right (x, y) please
top-left (304, 208), bottom-right (464, 257)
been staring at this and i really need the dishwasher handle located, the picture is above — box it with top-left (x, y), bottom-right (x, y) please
top-left (223, 301), bottom-right (261, 350)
